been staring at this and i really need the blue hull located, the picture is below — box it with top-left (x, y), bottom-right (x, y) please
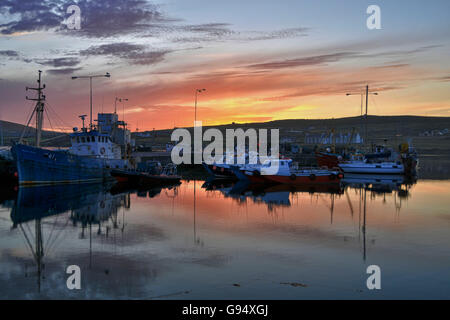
top-left (12, 144), bottom-right (114, 185)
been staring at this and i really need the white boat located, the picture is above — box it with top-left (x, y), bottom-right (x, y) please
top-left (338, 160), bottom-right (404, 174)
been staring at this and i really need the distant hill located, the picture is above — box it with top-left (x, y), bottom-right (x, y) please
top-left (134, 115), bottom-right (449, 134)
top-left (132, 115), bottom-right (450, 155)
top-left (0, 120), bottom-right (70, 147)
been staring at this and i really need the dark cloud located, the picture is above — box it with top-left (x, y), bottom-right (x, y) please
top-left (367, 64), bottom-right (410, 70)
top-left (0, 0), bottom-right (174, 37)
top-left (0, 50), bottom-right (19, 57)
top-left (245, 52), bottom-right (359, 70)
top-left (68, 0), bottom-right (176, 38)
top-left (181, 23), bottom-right (234, 37)
top-left (244, 44), bottom-right (442, 71)
top-left (36, 57), bottom-right (80, 67)
top-left (0, 0), bottom-right (63, 35)
top-left (46, 67), bottom-right (82, 75)
top-left (80, 42), bottom-right (171, 65)
top-left (170, 25), bottom-right (308, 44)
top-left (0, 49), bottom-right (32, 63)
top-left (363, 45), bottom-right (443, 58)
top-left (0, 0), bottom-right (309, 51)
top-left (242, 27), bottom-right (309, 41)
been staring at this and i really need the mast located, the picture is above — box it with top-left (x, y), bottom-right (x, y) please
top-left (365, 84), bottom-right (369, 150)
top-left (25, 70), bottom-right (46, 147)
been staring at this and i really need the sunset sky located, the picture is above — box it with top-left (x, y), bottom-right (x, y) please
top-left (0, 0), bottom-right (449, 131)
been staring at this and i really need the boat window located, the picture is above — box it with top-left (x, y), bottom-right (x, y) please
top-left (77, 137), bottom-right (80, 143)
top-left (81, 137), bottom-right (85, 143)
top-left (87, 136), bottom-right (91, 142)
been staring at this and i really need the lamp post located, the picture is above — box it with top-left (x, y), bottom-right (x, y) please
top-left (71, 72), bottom-right (110, 130)
top-left (346, 85), bottom-right (378, 149)
top-left (115, 97), bottom-right (128, 122)
top-left (194, 88), bottom-right (206, 123)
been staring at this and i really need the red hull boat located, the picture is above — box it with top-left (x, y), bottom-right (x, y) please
top-left (315, 152), bottom-right (341, 169)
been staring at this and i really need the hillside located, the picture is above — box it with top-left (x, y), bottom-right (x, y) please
top-left (133, 115), bottom-right (450, 155)
top-left (0, 120), bottom-right (70, 147)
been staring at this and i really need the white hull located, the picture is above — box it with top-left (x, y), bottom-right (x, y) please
top-left (339, 162), bottom-right (404, 174)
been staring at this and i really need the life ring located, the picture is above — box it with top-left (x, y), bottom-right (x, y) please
top-left (290, 174), bottom-right (296, 181)
top-left (309, 174), bottom-right (316, 180)
top-left (100, 147), bottom-right (106, 155)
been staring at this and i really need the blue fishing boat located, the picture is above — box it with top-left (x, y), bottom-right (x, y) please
top-left (12, 71), bottom-right (133, 185)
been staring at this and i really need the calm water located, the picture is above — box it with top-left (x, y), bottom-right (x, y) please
top-left (0, 170), bottom-right (449, 299)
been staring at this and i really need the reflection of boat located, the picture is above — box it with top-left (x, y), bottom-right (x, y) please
top-left (263, 182), bottom-right (344, 195)
top-left (225, 179), bottom-right (344, 209)
top-left (201, 177), bottom-right (235, 191)
top-left (11, 183), bottom-right (113, 226)
top-left (9, 182), bottom-right (127, 291)
top-left (342, 173), bottom-right (417, 202)
top-left (109, 181), bottom-right (178, 198)
top-left (342, 173), bottom-right (405, 186)
top-left (224, 181), bottom-right (291, 207)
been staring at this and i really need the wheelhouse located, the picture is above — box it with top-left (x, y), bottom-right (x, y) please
top-left (69, 130), bottom-right (122, 159)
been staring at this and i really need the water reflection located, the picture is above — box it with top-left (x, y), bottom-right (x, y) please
top-left (0, 174), bottom-right (449, 299)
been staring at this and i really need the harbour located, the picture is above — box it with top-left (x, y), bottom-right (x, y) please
top-left (0, 71), bottom-right (448, 300)
top-left (1, 0), bottom-right (449, 305)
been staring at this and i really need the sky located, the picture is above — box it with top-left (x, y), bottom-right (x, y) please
top-left (0, 0), bottom-right (449, 131)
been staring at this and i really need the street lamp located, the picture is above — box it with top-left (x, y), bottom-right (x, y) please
top-left (114, 97), bottom-right (128, 116)
top-left (194, 88), bottom-right (206, 124)
top-left (71, 72), bottom-right (111, 129)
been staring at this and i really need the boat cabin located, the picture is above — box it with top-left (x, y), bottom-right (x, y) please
top-left (260, 158), bottom-right (292, 175)
top-left (69, 130), bottom-right (122, 159)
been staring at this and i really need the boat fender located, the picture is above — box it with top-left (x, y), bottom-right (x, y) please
top-left (338, 173), bottom-right (344, 179)
top-left (309, 174), bottom-right (316, 180)
top-left (290, 174), bottom-right (296, 180)
top-left (212, 165), bottom-right (217, 170)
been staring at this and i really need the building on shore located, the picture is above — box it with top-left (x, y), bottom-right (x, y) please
top-left (305, 132), bottom-right (363, 145)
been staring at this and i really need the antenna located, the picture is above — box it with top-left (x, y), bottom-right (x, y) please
top-left (79, 114), bottom-right (87, 131)
top-left (23, 70), bottom-right (45, 147)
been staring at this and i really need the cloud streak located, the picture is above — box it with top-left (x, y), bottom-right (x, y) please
top-left (80, 42), bottom-right (172, 65)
